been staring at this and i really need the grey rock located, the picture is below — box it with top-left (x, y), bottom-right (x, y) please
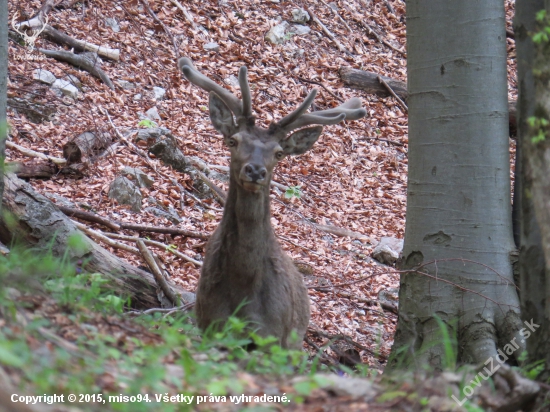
top-left (291, 8), bottom-right (310, 24)
top-left (133, 93), bottom-right (142, 101)
top-left (203, 42), bottom-right (220, 52)
top-left (289, 24), bottom-right (311, 36)
top-left (144, 206), bottom-right (182, 224)
top-left (328, 2), bottom-right (339, 12)
top-left (63, 74), bottom-right (82, 90)
top-left (33, 69), bottom-right (56, 85)
top-left (145, 106), bottom-right (161, 121)
top-left (372, 237), bottom-right (403, 265)
top-left (265, 21), bottom-right (290, 45)
top-left (135, 127), bottom-right (173, 142)
top-left (122, 166), bottom-right (155, 188)
top-left (108, 176), bottom-right (142, 212)
top-left (51, 79), bottom-right (79, 98)
top-left (152, 86), bottom-right (166, 100)
top-left (105, 17), bottom-right (120, 32)
top-left (306, 374), bottom-right (378, 399)
top-left (117, 80), bottom-right (135, 90)
top-left (5, 288), bottom-right (22, 300)
top-left (180, 291), bottom-right (196, 305)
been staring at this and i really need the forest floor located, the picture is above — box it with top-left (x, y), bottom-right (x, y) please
top-left (3, 0), bottom-right (519, 410)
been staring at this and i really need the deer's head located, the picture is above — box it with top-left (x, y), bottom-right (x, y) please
top-left (178, 58), bottom-right (366, 193)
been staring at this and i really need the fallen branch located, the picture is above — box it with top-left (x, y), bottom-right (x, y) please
top-left (105, 232), bottom-right (203, 267)
top-left (75, 221), bottom-right (202, 269)
top-left (6, 140), bottom-right (66, 164)
top-left (125, 302), bottom-right (195, 316)
top-left (7, 161), bottom-right (59, 179)
top-left (120, 223), bottom-right (209, 240)
top-left (63, 131), bottom-right (112, 164)
top-left (340, 67), bottom-right (408, 100)
top-left (1, 174), bottom-right (195, 307)
top-left (39, 48), bottom-right (114, 89)
top-left (58, 205), bottom-right (209, 239)
top-left (359, 136), bottom-right (404, 147)
top-left (169, 0), bottom-right (208, 36)
top-left (126, 302), bottom-right (194, 316)
top-left (304, 221), bottom-right (373, 243)
top-left (13, 13), bottom-right (120, 61)
top-left (351, 14), bottom-right (405, 56)
top-left (306, 7), bottom-right (353, 56)
top-left (196, 170), bottom-right (227, 206)
top-left (42, 25), bottom-right (120, 61)
top-left (137, 240), bottom-right (180, 306)
top-left (74, 222), bottom-right (140, 255)
top-left (139, 0), bottom-right (179, 56)
top-left (378, 75), bottom-right (407, 112)
top-left (59, 206), bottom-right (121, 231)
top-left (7, 96), bottom-right (56, 123)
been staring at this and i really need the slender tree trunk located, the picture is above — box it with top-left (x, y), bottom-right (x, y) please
top-left (516, 0), bottom-right (550, 381)
top-left (0, 0), bottom-right (8, 212)
top-left (389, 0), bottom-right (524, 370)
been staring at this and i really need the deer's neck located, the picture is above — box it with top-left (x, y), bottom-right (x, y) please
top-left (220, 174), bottom-right (274, 240)
top-left (215, 173), bottom-right (276, 279)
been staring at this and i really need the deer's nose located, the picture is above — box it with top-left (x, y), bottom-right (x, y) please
top-left (242, 163), bottom-right (267, 183)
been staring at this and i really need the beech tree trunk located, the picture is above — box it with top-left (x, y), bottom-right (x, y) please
top-left (0, 0), bottom-right (7, 212)
top-left (516, 0), bottom-right (550, 381)
top-left (0, 173), bottom-right (194, 309)
top-left (389, 0), bottom-right (524, 370)
top-left (339, 67), bottom-right (518, 137)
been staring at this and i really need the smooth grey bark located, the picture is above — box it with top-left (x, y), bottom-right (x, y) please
top-left (0, 0), bottom-right (7, 213)
top-left (516, 0), bottom-right (550, 381)
top-left (389, 0), bottom-right (524, 370)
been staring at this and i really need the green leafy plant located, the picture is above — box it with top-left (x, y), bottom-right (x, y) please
top-left (527, 116), bottom-right (549, 143)
top-left (138, 119), bottom-right (158, 128)
top-left (533, 10), bottom-right (550, 43)
top-left (433, 315), bottom-right (457, 370)
top-left (285, 185), bottom-right (302, 199)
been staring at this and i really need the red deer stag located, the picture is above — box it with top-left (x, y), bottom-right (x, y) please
top-left (179, 57), bottom-right (367, 349)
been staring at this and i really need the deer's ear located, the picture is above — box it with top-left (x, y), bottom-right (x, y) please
top-left (209, 92), bottom-right (237, 137)
top-left (281, 126), bottom-right (323, 155)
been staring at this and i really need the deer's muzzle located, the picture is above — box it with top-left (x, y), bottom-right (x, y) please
top-left (240, 163), bottom-right (267, 192)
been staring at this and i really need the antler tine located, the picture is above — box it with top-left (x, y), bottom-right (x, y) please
top-left (239, 66), bottom-right (253, 119)
top-left (275, 89), bottom-right (318, 129)
top-left (308, 98), bottom-right (367, 121)
top-left (178, 57), bottom-right (243, 117)
top-left (279, 97), bottom-right (367, 133)
top-left (282, 113), bottom-right (346, 132)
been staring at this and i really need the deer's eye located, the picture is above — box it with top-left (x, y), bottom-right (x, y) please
top-left (275, 151), bottom-right (285, 160)
top-left (227, 138), bottom-right (237, 147)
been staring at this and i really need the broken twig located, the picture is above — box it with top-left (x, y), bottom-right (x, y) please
top-left (378, 75), bottom-right (408, 112)
top-left (137, 240), bottom-right (181, 306)
top-left (306, 7), bottom-right (353, 56)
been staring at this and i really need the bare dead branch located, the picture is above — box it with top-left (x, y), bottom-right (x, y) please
top-left (378, 75), bottom-right (408, 112)
top-left (137, 240), bottom-right (181, 306)
top-left (306, 7), bottom-right (353, 56)
top-left (6, 140), bottom-right (66, 164)
top-left (139, 0), bottom-right (179, 57)
top-left (39, 48), bottom-right (114, 89)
